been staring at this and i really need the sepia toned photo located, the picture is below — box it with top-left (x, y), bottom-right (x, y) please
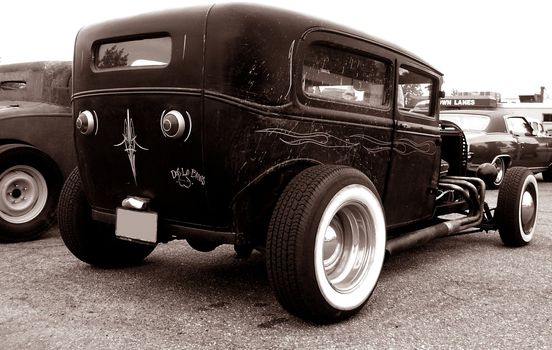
top-left (1, 1), bottom-right (550, 349)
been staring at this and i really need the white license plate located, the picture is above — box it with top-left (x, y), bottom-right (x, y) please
top-left (116, 208), bottom-right (158, 244)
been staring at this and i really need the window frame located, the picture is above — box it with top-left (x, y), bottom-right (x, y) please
top-left (396, 63), bottom-right (439, 120)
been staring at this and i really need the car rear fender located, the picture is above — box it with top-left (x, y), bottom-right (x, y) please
top-left (230, 158), bottom-right (321, 245)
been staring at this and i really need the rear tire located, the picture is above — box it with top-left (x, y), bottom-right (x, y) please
top-left (266, 165), bottom-right (386, 323)
top-left (58, 168), bottom-right (155, 267)
top-left (0, 145), bottom-right (62, 243)
top-left (495, 167), bottom-right (538, 246)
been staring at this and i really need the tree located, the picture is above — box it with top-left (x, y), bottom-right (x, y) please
top-left (400, 84), bottom-right (424, 107)
top-left (401, 84), bottom-right (424, 97)
top-left (97, 45), bottom-right (129, 69)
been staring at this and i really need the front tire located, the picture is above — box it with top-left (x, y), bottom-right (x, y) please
top-left (495, 167), bottom-right (538, 246)
top-left (58, 168), bottom-right (155, 267)
top-left (266, 165), bottom-right (386, 323)
top-left (0, 145), bottom-right (62, 243)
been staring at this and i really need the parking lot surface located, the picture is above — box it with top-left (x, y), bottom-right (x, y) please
top-left (1, 181), bottom-right (551, 349)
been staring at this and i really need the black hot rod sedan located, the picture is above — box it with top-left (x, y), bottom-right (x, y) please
top-left (441, 109), bottom-right (552, 187)
top-left (58, 4), bottom-right (538, 323)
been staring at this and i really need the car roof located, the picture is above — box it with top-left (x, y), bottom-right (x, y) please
top-left (209, 3), bottom-right (442, 75)
top-left (440, 109), bottom-right (535, 132)
top-left (0, 61), bottom-right (72, 106)
top-left (81, 3), bottom-right (442, 76)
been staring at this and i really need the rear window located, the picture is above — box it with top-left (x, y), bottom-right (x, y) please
top-left (440, 113), bottom-right (490, 131)
top-left (1, 81), bottom-right (26, 90)
top-left (302, 44), bottom-right (391, 109)
top-left (95, 36), bottom-right (172, 70)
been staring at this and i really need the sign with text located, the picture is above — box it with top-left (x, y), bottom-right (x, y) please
top-left (440, 97), bottom-right (497, 109)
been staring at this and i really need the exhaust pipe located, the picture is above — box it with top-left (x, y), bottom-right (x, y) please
top-left (385, 221), bottom-right (461, 256)
top-left (385, 176), bottom-right (485, 256)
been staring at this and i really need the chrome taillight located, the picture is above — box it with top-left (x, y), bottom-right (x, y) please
top-left (160, 110), bottom-right (191, 140)
top-left (76, 110), bottom-right (96, 135)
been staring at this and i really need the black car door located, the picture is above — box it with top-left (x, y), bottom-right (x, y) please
top-left (383, 63), bottom-right (441, 228)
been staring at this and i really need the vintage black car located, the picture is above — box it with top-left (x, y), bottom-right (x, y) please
top-left (0, 61), bottom-right (75, 242)
top-left (440, 110), bottom-right (552, 187)
top-left (59, 4), bottom-right (539, 323)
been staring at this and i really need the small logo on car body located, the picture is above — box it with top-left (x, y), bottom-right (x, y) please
top-left (114, 109), bottom-right (148, 185)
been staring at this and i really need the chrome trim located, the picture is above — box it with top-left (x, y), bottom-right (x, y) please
top-left (76, 110), bottom-right (95, 135)
top-left (121, 196), bottom-right (150, 211)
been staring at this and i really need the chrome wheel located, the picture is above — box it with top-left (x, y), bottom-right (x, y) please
top-left (496, 167), bottom-right (538, 246)
top-left (517, 175), bottom-right (538, 241)
top-left (314, 184), bottom-right (386, 310)
top-left (521, 190), bottom-right (536, 233)
top-left (493, 158), bottom-right (505, 186)
top-left (267, 165), bottom-right (386, 322)
top-left (0, 165), bottom-right (48, 224)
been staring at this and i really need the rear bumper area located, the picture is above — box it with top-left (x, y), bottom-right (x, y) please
top-left (91, 209), bottom-right (236, 245)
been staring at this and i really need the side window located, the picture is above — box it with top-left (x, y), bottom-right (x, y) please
top-left (506, 117), bottom-right (532, 135)
top-left (398, 67), bottom-right (434, 116)
top-left (0, 81), bottom-right (26, 90)
top-left (530, 121), bottom-right (545, 136)
top-left (302, 44), bottom-right (391, 109)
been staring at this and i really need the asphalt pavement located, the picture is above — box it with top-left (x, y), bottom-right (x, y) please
top-left (1, 181), bottom-right (551, 349)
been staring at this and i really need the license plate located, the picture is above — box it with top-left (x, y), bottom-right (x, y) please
top-left (116, 208), bottom-right (158, 244)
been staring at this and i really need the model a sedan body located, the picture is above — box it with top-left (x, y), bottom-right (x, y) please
top-left (440, 110), bottom-right (552, 187)
top-left (0, 61), bottom-right (75, 242)
top-left (59, 4), bottom-right (538, 323)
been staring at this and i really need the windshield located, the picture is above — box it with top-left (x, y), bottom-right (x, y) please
top-left (440, 113), bottom-right (490, 131)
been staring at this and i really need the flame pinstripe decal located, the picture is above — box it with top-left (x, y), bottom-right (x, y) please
top-left (257, 127), bottom-right (435, 156)
top-left (114, 109), bottom-right (149, 185)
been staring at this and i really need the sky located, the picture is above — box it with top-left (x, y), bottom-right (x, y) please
top-left (1, 0), bottom-right (551, 98)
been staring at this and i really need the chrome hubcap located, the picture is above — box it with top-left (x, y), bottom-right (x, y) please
top-left (322, 205), bottom-right (371, 293)
top-left (314, 184), bottom-right (386, 311)
top-left (0, 166), bottom-right (48, 224)
top-left (521, 190), bottom-right (536, 233)
top-left (494, 159), bottom-right (504, 185)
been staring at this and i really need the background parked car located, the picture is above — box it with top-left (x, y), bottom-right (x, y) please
top-left (0, 61), bottom-right (75, 242)
top-left (440, 109), bottom-right (552, 187)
